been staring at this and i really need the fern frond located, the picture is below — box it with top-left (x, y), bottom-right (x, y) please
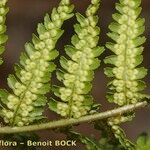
top-left (104, 1), bottom-right (149, 149)
top-left (0, 0), bottom-right (74, 126)
top-left (0, 0), bottom-right (8, 65)
top-left (95, 120), bottom-right (134, 150)
top-left (105, 0), bottom-right (148, 106)
top-left (49, 0), bottom-right (104, 118)
top-left (107, 115), bottom-right (135, 149)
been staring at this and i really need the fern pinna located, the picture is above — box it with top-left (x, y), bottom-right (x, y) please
top-left (0, 0), bottom-right (74, 126)
top-left (105, 0), bottom-right (148, 106)
top-left (0, 0), bottom-right (8, 65)
top-left (49, 0), bottom-right (104, 118)
top-left (104, 0), bottom-right (148, 149)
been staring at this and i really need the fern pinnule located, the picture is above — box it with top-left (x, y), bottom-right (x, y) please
top-left (0, 0), bottom-right (8, 65)
top-left (0, 0), bottom-right (74, 126)
top-left (49, 0), bottom-right (104, 118)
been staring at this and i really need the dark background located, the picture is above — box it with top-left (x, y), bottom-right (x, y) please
top-left (0, 0), bottom-right (150, 150)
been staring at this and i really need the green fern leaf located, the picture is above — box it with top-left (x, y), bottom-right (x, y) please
top-left (0, 0), bottom-right (74, 126)
top-left (105, 0), bottom-right (149, 106)
top-left (104, 0), bottom-right (149, 149)
top-left (0, 0), bottom-right (8, 65)
top-left (49, 0), bottom-right (104, 118)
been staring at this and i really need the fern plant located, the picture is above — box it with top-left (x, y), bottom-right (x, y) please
top-left (105, 0), bottom-right (148, 106)
top-left (0, 0), bottom-right (8, 65)
top-left (104, 0), bottom-right (149, 149)
top-left (0, 0), bottom-right (74, 126)
top-left (0, 0), bottom-right (149, 150)
top-left (49, 0), bottom-right (104, 118)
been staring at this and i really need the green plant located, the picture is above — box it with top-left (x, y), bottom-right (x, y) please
top-left (0, 0), bottom-right (8, 65)
top-left (0, 0), bottom-right (149, 150)
top-left (49, 0), bottom-right (104, 118)
top-left (104, 0), bottom-right (150, 149)
top-left (1, 0), bottom-right (74, 126)
top-left (105, 0), bottom-right (148, 106)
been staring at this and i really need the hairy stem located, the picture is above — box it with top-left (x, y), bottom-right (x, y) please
top-left (0, 101), bottom-right (148, 134)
